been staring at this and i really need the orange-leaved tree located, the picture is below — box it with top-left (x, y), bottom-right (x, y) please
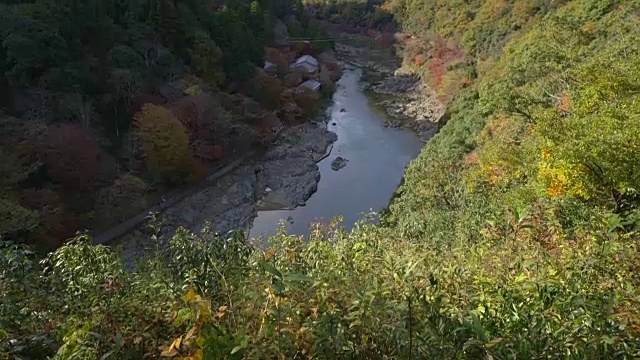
top-left (133, 104), bottom-right (193, 181)
top-left (293, 88), bottom-right (321, 117)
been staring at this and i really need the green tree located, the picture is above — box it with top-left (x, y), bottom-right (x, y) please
top-left (188, 31), bottom-right (224, 87)
top-left (209, 10), bottom-right (262, 80)
top-left (1, 11), bottom-right (68, 88)
top-left (95, 174), bottom-right (148, 228)
top-left (0, 197), bottom-right (38, 239)
top-left (148, 0), bottom-right (181, 51)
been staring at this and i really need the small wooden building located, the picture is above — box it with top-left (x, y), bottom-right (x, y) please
top-left (297, 79), bottom-right (321, 93)
top-left (291, 55), bottom-right (319, 74)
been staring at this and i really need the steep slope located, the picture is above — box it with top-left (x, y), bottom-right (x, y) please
top-left (385, 0), bottom-right (640, 247)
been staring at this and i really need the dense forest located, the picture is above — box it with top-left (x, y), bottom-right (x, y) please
top-left (3, 0), bottom-right (640, 359)
top-left (0, 0), bottom-right (337, 249)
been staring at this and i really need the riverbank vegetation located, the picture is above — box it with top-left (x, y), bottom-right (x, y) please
top-left (2, 0), bottom-right (640, 359)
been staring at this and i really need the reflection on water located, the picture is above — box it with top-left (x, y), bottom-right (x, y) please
top-left (249, 66), bottom-right (422, 239)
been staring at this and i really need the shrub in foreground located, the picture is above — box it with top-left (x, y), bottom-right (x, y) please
top-left (1, 214), bottom-right (639, 359)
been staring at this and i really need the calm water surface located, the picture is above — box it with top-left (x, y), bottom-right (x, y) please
top-left (249, 66), bottom-right (422, 239)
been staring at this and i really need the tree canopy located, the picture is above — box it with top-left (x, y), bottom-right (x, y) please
top-left (0, 0), bottom-right (318, 246)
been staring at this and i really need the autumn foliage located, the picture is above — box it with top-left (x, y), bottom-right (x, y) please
top-left (293, 88), bottom-right (321, 117)
top-left (413, 54), bottom-right (426, 67)
top-left (427, 58), bottom-right (446, 88)
top-left (171, 93), bottom-right (219, 141)
top-left (133, 104), bottom-right (193, 179)
top-left (248, 71), bottom-right (284, 110)
top-left (559, 91), bottom-right (571, 113)
top-left (264, 47), bottom-right (291, 76)
top-left (44, 125), bottom-right (99, 190)
top-left (283, 72), bottom-right (303, 87)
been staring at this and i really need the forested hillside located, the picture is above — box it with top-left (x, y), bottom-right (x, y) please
top-left (380, 0), bottom-right (640, 247)
top-left (0, 0), bottom-right (336, 249)
top-left (2, 0), bottom-right (640, 359)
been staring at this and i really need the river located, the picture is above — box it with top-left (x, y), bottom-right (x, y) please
top-left (248, 65), bottom-right (423, 239)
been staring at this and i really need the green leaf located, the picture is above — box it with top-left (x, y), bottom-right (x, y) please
top-left (485, 337), bottom-right (504, 348)
top-left (231, 345), bottom-right (244, 354)
top-left (115, 331), bottom-right (123, 349)
top-left (260, 261), bottom-right (282, 279)
top-left (404, 259), bottom-right (422, 278)
top-left (272, 280), bottom-right (285, 295)
top-left (99, 351), bottom-right (114, 360)
top-left (463, 338), bottom-right (484, 351)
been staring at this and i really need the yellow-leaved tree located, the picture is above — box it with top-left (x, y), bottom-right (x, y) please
top-left (133, 104), bottom-right (193, 182)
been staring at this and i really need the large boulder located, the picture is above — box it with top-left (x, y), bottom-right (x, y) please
top-left (256, 123), bottom-right (337, 209)
top-left (331, 156), bottom-right (348, 171)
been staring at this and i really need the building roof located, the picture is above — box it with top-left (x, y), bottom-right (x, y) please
top-left (292, 62), bottom-right (317, 73)
top-left (291, 55), bottom-right (319, 73)
top-left (264, 60), bottom-right (277, 73)
top-left (295, 55), bottom-right (318, 67)
top-left (298, 79), bottom-right (321, 92)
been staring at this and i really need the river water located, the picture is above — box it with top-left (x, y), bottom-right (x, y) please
top-left (248, 66), bottom-right (423, 239)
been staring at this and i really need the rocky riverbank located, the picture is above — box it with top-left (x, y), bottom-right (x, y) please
top-left (334, 41), bottom-right (444, 141)
top-left (370, 75), bottom-right (444, 140)
top-left (334, 42), bottom-right (398, 74)
top-left (162, 122), bottom-right (336, 234)
top-left (115, 122), bottom-right (336, 264)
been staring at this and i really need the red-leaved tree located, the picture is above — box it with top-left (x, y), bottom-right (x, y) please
top-left (427, 58), bottom-right (446, 88)
top-left (45, 124), bottom-right (99, 190)
top-left (294, 88), bottom-right (321, 117)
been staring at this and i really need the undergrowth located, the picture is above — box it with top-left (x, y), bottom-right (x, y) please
top-left (2, 213), bottom-right (640, 359)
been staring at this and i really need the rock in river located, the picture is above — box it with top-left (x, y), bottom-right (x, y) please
top-left (331, 156), bottom-right (348, 171)
top-left (257, 123), bottom-right (337, 209)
